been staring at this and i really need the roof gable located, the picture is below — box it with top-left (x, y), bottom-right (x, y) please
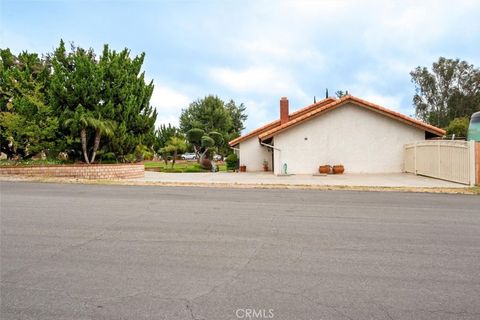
top-left (258, 95), bottom-right (445, 140)
top-left (228, 97), bottom-right (335, 146)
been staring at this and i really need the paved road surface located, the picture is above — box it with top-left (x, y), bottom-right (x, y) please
top-left (1, 182), bottom-right (480, 320)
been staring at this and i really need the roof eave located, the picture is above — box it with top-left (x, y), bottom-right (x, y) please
top-left (259, 96), bottom-right (445, 140)
top-left (227, 97), bottom-right (337, 146)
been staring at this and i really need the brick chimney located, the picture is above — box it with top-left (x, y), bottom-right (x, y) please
top-left (280, 97), bottom-right (289, 124)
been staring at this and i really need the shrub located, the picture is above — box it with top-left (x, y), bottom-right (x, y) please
top-left (0, 158), bottom-right (65, 166)
top-left (201, 158), bottom-right (212, 170)
top-left (143, 152), bottom-right (154, 161)
top-left (445, 117), bottom-right (469, 138)
top-left (134, 144), bottom-right (153, 161)
top-left (124, 153), bottom-right (136, 163)
top-left (100, 152), bottom-right (117, 163)
top-left (226, 153), bottom-right (239, 171)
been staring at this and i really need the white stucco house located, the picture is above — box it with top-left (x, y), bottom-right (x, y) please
top-left (229, 95), bottom-right (445, 175)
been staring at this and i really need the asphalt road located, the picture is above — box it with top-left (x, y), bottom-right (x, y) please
top-left (1, 182), bottom-right (480, 320)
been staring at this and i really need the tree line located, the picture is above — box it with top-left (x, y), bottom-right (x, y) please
top-left (0, 41), bottom-right (247, 163)
top-left (1, 40), bottom-right (478, 164)
top-left (1, 41), bottom-right (157, 162)
top-left (411, 57), bottom-right (480, 137)
top-left (153, 96), bottom-right (247, 167)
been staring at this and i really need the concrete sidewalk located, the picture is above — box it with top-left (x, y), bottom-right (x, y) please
top-left (133, 171), bottom-right (465, 188)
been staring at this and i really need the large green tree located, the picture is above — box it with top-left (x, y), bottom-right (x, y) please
top-left (411, 57), bottom-right (480, 128)
top-left (49, 41), bottom-right (116, 164)
top-left (0, 49), bottom-right (59, 159)
top-left (48, 40), bottom-right (157, 163)
top-left (179, 95), bottom-right (247, 155)
top-left (99, 45), bottom-right (157, 160)
top-left (224, 99), bottom-right (247, 141)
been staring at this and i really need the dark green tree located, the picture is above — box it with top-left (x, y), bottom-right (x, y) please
top-left (48, 40), bottom-right (157, 163)
top-left (1, 40), bottom-right (157, 162)
top-left (179, 95), bottom-right (247, 155)
top-left (99, 44), bottom-right (157, 160)
top-left (411, 57), bottom-right (480, 127)
top-left (224, 99), bottom-right (247, 139)
top-left (180, 95), bottom-right (232, 134)
top-left (49, 41), bottom-right (116, 164)
top-left (0, 49), bottom-right (59, 159)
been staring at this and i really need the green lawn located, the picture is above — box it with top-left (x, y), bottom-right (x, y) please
top-left (144, 161), bottom-right (226, 172)
top-left (0, 159), bottom-right (227, 173)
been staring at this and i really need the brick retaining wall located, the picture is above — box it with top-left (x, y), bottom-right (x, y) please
top-left (0, 163), bottom-right (144, 179)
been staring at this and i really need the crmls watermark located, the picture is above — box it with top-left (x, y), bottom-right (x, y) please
top-left (235, 308), bottom-right (274, 319)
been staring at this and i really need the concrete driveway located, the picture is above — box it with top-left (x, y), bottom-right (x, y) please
top-left (2, 182), bottom-right (480, 320)
top-left (136, 171), bottom-right (465, 188)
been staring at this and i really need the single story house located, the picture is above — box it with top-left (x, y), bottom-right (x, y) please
top-left (229, 95), bottom-right (445, 175)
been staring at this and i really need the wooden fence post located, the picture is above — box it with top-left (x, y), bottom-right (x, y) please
top-left (414, 142), bottom-right (417, 175)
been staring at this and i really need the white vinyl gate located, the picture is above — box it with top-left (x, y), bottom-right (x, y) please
top-left (404, 140), bottom-right (476, 185)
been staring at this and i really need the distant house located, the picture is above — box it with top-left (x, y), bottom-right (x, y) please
top-left (229, 95), bottom-right (445, 175)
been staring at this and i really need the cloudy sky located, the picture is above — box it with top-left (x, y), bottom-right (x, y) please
top-left (2, 0), bottom-right (479, 133)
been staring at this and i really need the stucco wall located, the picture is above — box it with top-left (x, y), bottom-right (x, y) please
top-left (273, 103), bottom-right (425, 174)
top-left (239, 137), bottom-right (273, 171)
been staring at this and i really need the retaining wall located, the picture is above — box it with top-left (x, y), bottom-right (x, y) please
top-left (0, 163), bottom-right (144, 179)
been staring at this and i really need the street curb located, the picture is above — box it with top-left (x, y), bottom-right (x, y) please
top-left (1, 175), bottom-right (478, 195)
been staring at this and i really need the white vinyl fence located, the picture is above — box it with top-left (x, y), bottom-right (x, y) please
top-left (404, 140), bottom-right (476, 185)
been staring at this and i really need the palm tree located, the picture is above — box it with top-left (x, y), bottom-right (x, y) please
top-left (89, 116), bottom-right (116, 163)
top-left (64, 107), bottom-right (95, 164)
top-left (64, 106), bottom-right (116, 164)
top-left (161, 136), bottom-right (187, 168)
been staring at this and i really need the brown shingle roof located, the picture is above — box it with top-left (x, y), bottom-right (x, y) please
top-left (258, 95), bottom-right (445, 140)
top-left (228, 97), bottom-right (336, 146)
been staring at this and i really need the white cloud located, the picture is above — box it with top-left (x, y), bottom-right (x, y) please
top-left (242, 99), bottom-right (272, 132)
top-left (149, 82), bottom-right (191, 129)
top-left (154, 114), bottom-right (182, 129)
top-left (339, 70), bottom-right (404, 111)
top-left (200, 0), bottom-right (479, 131)
top-left (362, 93), bottom-right (403, 112)
top-left (233, 38), bottom-right (325, 69)
top-left (5, 0), bottom-right (479, 132)
top-left (209, 66), bottom-right (291, 94)
top-left (208, 65), bottom-right (311, 110)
